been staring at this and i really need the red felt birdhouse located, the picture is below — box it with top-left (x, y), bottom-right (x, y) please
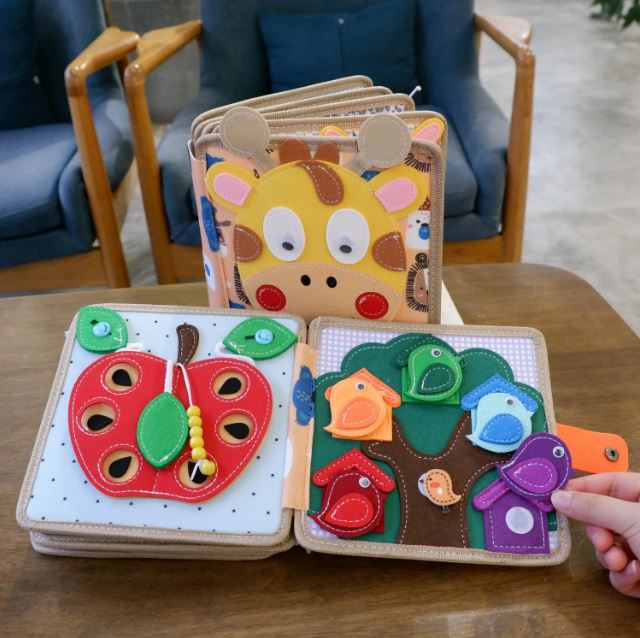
top-left (311, 449), bottom-right (395, 538)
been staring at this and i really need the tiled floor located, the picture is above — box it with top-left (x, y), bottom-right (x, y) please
top-left (120, 0), bottom-right (639, 333)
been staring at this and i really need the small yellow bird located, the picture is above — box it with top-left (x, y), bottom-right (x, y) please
top-left (324, 368), bottom-right (401, 441)
top-left (418, 469), bottom-right (461, 513)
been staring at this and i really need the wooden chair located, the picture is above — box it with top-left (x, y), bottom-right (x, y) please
top-left (124, 7), bottom-right (535, 285)
top-left (444, 13), bottom-right (535, 265)
top-left (0, 1), bottom-right (138, 292)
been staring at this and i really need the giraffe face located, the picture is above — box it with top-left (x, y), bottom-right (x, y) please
top-left (205, 155), bottom-right (426, 322)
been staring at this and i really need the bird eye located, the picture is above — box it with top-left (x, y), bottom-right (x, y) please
top-left (552, 445), bottom-right (565, 458)
top-left (326, 208), bottom-right (370, 264)
top-left (506, 398), bottom-right (514, 406)
top-left (355, 382), bottom-right (366, 390)
top-left (431, 348), bottom-right (442, 358)
top-left (263, 207), bottom-right (305, 261)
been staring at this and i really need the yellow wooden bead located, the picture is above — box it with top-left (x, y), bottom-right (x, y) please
top-left (189, 426), bottom-right (203, 438)
top-left (199, 460), bottom-right (216, 476)
top-left (189, 436), bottom-right (204, 448)
top-left (186, 405), bottom-right (201, 417)
top-left (191, 447), bottom-right (206, 460)
top-left (188, 415), bottom-right (203, 428)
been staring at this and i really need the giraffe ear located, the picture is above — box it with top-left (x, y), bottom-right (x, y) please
top-left (205, 163), bottom-right (258, 214)
top-left (369, 165), bottom-right (427, 217)
top-left (412, 117), bottom-right (445, 143)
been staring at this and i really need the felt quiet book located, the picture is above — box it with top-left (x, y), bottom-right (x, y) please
top-left (188, 77), bottom-right (446, 325)
top-left (17, 305), bottom-right (628, 563)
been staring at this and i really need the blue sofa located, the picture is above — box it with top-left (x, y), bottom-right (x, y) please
top-left (127, 0), bottom-right (534, 282)
top-left (0, 0), bottom-right (136, 288)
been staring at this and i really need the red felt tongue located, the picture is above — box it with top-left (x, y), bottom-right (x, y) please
top-left (325, 493), bottom-right (375, 529)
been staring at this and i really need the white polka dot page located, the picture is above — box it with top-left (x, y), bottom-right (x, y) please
top-left (22, 306), bottom-right (301, 539)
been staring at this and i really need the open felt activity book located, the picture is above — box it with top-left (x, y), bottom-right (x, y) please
top-left (16, 305), bottom-right (628, 564)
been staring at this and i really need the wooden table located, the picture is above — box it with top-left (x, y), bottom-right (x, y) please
top-left (1, 265), bottom-right (638, 637)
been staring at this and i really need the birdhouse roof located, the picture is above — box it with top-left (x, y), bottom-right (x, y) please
top-left (312, 449), bottom-right (395, 492)
top-left (460, 374), bottom-right (538, 412)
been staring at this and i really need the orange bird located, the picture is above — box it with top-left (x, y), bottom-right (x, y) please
top-left (324, 369), bottom-right (401, 441)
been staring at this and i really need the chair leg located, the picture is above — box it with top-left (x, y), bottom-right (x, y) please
top-left (500, 48), bottom-right (535, 263)
top-left (125, 74), bottom-right (179, 284)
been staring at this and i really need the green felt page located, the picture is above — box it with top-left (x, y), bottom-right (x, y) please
top-left (310, 332), bottom-right (550, 548)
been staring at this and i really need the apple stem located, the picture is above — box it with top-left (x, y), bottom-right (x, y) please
top-left (176, 324), bottom-right (199, 365)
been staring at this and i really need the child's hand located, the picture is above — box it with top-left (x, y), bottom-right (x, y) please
top-left (551, 472), bottom-right (640, 598)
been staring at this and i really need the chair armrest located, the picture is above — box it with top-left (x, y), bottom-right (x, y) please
top-left (65, 27), bottom-right (139, 95)
top-left (475, 13), bottom-right (532, 58)
top-left (125, 20), bottom-right (202, 85)
top-left (474, 13), bottom-right (535, 262)
top-left (64, 27), bottom-right (139, 288)
top-left (123, 20), bottom-right (202, 285)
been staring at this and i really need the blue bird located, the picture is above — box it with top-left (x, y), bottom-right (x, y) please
top-left (461, 374), bottom-right (538, 453)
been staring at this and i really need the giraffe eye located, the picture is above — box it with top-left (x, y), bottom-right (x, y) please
top-left (326, 209), bottom-right (369, 264)
top-left (355, 382), bottom-right (366, 390)
top-left (263, 207), bottom-right (305, 261)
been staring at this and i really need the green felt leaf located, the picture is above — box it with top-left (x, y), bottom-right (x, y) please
top-left (76, 306), bottom-right (128, 353)
top-left (223, 317), bottom-right (296, 359)
top-left (136, 392), bottom-right (188, 469)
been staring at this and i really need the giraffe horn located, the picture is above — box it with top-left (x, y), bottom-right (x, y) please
top-left (348, 114), bottom-right (412, 176)
top-left (218, 106), bottom-right (277, 172)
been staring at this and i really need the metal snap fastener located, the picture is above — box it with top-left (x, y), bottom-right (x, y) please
top-left (255, 328), bottom-right (274, 345)
top-left (92, 321), bottom-right (111, 337)
top-left (605, 447), bottom-right (619, 462)
top-left (337, 17), bottom-right (345, 25)
top-left (358, 476), bottom-right (371, 488)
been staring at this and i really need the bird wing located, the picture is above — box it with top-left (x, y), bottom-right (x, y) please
top-left (503, 457), bottom-right (558, 495)
top-left (479, 414), bottom-right (524, 445)
top-left (418, 364), bottom-right (454, 395)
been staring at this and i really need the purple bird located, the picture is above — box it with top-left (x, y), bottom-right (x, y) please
top-left (473, 433), bottom-right (573, 554)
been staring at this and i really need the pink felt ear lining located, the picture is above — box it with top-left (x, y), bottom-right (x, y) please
top-left (374, 179), bottom-right (418, 213)
top-left (413, 123), bottom-right (442, 142)
top-left (213, 173), bottom-right (251, 206)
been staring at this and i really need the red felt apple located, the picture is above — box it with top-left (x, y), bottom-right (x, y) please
top-left (68, 340), bottom-right (272, 502)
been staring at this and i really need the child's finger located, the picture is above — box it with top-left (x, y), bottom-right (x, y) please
top-left (585, 525), bottom-right (614, 552)
top-left (566, 473), bottom-right (640, 502)
top-left (551, 490), bottom-right (640, 537)
top-left (609, 560), bottom-right (640, 599)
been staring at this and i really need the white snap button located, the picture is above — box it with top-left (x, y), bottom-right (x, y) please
top-left (505, 506), bottom-right (534, 534)
top-left (337, 17), bottom-right (345, 25)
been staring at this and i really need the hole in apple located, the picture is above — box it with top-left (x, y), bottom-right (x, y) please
top-left (105, 363), bottom-right (139, 392)
top-left (81, 403), bottom-right (116, 433)
top-left (178, 458), bottom-right (214, 488)
top-left (212, 371), bottom-right (246, 400)
top-left (102, 449), bottom-right (139, 482)
top-left (219, 414), bottom-right (253, 444)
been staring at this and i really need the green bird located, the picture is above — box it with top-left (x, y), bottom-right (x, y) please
top-left (406, 345), bottom-right (463, 403)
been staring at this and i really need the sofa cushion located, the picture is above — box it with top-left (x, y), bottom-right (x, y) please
top-left (259, 0), bottom-right (418, 93)
top-left (0, 0), bottom-right (55, 130)
top-left (0, 124), bottom-right (76, 239)
top-left (158, 88), bottom-right (231, 246)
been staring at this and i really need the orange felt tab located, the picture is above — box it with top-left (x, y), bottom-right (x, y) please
top-left (556, 423), bottom-right (629, 473)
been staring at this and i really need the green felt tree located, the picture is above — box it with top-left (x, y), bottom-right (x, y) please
top-left (310, 333), bottom-right (551, 548)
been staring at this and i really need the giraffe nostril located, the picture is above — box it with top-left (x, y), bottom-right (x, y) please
top-left (300, 275), bottom-right (311, 286)
top-left (326, 277), bottom-right (337, 288)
